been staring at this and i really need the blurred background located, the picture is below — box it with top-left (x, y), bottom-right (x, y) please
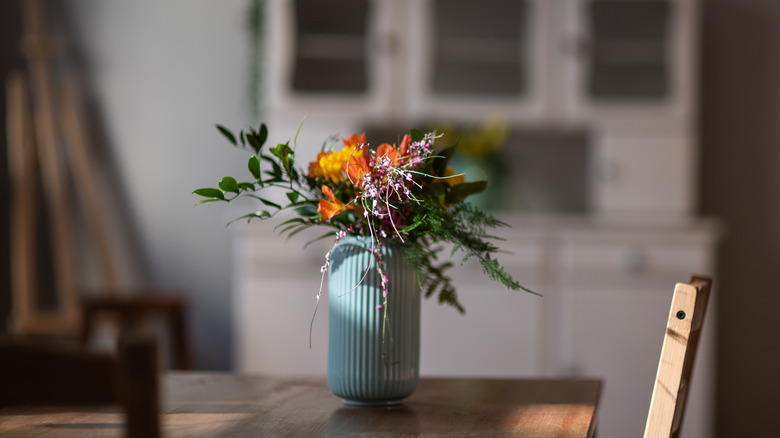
top-left (1, 0), bottom-right (778, 437)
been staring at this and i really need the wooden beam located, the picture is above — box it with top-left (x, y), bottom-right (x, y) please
top-left (16, 0), bottom-right (80, 334)
top-left (6, 71), bottom-right (38, 333)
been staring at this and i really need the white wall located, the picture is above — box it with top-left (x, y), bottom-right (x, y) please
top-left (65, 0), bottom-right (255, 369)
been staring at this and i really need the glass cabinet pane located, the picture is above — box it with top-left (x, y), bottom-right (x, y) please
top-left (431, 0), bottom-right (528, 96)
top-left (587, 0), bottom-right (671, 100)
top-left (292, 0), bottom-right (370, 93)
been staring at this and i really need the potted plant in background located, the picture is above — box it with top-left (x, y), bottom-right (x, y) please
top-left (193, 123), bottom-right (536, 405)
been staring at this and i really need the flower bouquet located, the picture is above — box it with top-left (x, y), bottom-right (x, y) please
top-left (193, 123), bottom-right (535, 313)
top-left (194, 122), bottom-right (535, 404)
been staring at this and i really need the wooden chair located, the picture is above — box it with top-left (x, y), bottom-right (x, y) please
top-left (81, 291), bottom-right (193, 370)
top-left (0, 333), bottom-right (161, 438)
top-left (643, 276), bottom-right (712, 438)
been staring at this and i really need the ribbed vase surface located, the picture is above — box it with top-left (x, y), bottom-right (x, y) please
top-left (327, 236), bottom-right (420, 405)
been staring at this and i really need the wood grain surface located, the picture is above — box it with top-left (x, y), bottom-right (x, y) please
top-left (0, 373), bottom-right (602, 437)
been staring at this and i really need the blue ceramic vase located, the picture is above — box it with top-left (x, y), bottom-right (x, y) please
top-left (327, 235), bottom-right (421, 405)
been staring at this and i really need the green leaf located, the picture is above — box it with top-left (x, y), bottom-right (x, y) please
top-left (410, 128), bottom-right (424, 142)
top-left (270, 143), bottom-right (289, 160)
top-left (286, 222), bottom-right (314, 239)
top-left (400, 214), bottom-right (427, 233)
top-left (259, 198), bottom-right (282, 209)
top-left (264, 161), bottom-right (284, 182)
top-left (218, 176), bottom-right (239, 194)
top-left (192, 188), bottom-right (225, 200)
top-left (278, 221), bottom-right (308, 235)
top-left (238, 182), bottom-right (255, 191)
top-left (246, 131), bottom-right (263, 154)
top-left (216, 125), bottom-right (237, 145)
top-left (226, 210), bottom-right (271, 226)
top-left (274, 217), bottom-right (308, 229)
top-left (248, 155), bottom-right (261, 179)
top-left (295, 204), bottom-right (319, 218)
top-left (258, 123), bottom-right (268, 148)
top-left (195, 198), bottom-right (224, 205)
top-left (446, 181), bottom-right (487, 204)
top-left (422, 182), bottom-right (447, 205)
top-left (294, 112), bottom-right (309, 146)
top-left (270, 143), bottom-right (293, 174)
top-left (432, 145), bottom-right (455, 177)
top-left (286, 192), bottom-right (299, 203)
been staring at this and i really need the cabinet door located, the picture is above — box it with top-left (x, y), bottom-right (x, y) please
top-left (589, 131), bottom-right (695, 215)
top-left (406, 0), bottom-right (551, 123)
top-left (560, 0), bottom-right (697, 126)
top-left (264, 0), bottom-right (399, 120)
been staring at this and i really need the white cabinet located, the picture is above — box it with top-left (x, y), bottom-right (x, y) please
top-left (232, 214), bottom-right (720, 438)
top-left (265, 0), bottom-right (697, 128)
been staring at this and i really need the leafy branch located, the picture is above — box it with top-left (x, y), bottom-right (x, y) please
top-left (193, 124), bottom-right (324, 231)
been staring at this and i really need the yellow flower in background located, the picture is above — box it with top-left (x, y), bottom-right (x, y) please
top-left (443, 166), bottom-right (465, 186)
top-left (434, 119), bottom-right (508, 159)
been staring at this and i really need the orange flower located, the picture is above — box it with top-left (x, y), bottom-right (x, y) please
top-left (398, 134), bottom-right (411, 157)
top-left (308, 151), bottom-right (328, 179)
top-left (376, 134), bottom-right (412, 167)
top-left (343, 151), bottom-right (370, 187)
top-left (376, 143), bottom-right (399, 165)
top-left (318, 185), bottom-right (352, 221)
top-left (342, 133), bottom-right (367, 148)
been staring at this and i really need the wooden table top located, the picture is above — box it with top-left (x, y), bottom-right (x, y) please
top-left (0, 373), bottom-right (602, 437)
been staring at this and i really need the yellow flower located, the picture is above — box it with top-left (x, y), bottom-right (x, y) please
top-left (309, 134), bottom-right (366, 182)
top-left (443, 166), bottom-right (465, 186)
top-left (318, 146), bottom-right (362, 182)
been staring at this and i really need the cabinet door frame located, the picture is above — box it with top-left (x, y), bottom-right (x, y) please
top-left (559, 0), bottom-right (698, 127)
top-left (404, 0), bottom-right (552, 124)
top-left (262, 0), bottom-right (399, 120)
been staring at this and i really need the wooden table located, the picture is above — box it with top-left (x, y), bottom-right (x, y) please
top-left (0, 373), bottom-right (602, 437)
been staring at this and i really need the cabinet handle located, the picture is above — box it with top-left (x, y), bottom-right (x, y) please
top-left (624, 246), bottom-right (645, 274)
top-left (370, 33), bottom-right (399, 57)
top-left (592, 157), bottom-right (619, 183)
top-left (561, 36), bottom-right (590, 59)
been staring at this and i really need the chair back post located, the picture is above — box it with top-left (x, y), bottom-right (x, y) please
top-left (118, 333), bottom-right (161, 438)
top-left (644, 276), bottom-right (712, 438)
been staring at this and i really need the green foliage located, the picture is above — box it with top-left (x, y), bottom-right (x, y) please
top-left (192, 123), bottom-right (325, 230)
top-left (402, 200), bottom-right (539, 313)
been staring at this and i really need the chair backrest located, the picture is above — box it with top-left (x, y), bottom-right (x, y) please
top-left (0, 333), bottom-right (160, 438)
top-left (81, 292), bottom-right (193, 370)
top-left (644, 276), bottom-right (712, 438)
